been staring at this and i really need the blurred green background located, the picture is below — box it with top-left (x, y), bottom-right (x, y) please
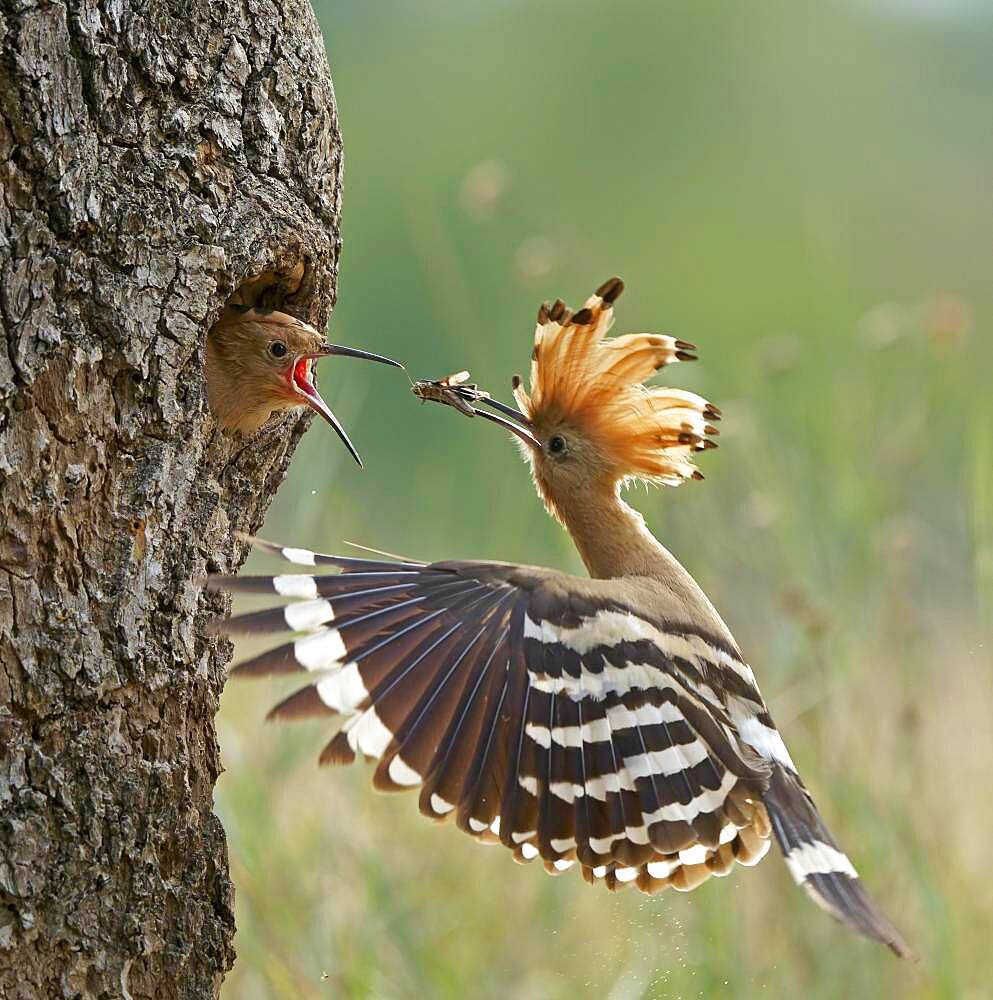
top-left (217, 1), bottom-right (993, 996)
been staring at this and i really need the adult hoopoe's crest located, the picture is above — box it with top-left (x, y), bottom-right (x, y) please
top-left (210, 278), bottom-right (910, 958)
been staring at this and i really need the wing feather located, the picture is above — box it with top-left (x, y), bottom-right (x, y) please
top-left (211, 539), bottom-right (777, 898)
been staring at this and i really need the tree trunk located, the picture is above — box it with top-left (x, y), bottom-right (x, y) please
top-left (0, 1), bottom-right (341, 996)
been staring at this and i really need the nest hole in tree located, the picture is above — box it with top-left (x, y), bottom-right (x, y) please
top-left (204, 258), bottom-right (332, 435)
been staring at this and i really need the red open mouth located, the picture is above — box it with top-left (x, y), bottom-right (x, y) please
top-left (285, 354), bottom-right (363, 466)
top-left (292, 358), bottom-right (317, 398)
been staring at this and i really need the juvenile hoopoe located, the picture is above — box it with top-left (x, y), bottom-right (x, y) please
top-left (206, 304), bottom-right (402, 465)
top-left (210, 279), bottom-right (910, 957)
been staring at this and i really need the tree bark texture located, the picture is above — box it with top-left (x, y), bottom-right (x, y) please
top-left (0, 1), bottom-right (341, 996)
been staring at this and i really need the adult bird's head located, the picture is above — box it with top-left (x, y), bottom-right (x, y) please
top-left (434, 278), bottom-right (721, 522)
top-left (206, 305), bottom-right (402, 465)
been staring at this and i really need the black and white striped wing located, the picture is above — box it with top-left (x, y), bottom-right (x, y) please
top-left (211, 537), bottom-right (774, 893)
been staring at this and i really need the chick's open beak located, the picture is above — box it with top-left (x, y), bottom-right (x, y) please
top-left (323, 343), bottom-right (404, 369)
top-left (292, 343), bottom-right (404, 468)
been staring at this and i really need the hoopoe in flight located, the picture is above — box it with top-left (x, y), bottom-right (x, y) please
top-left (210, 278), bottom-right (910, 957)
top-left (206, 304), bottom-right (402, 465)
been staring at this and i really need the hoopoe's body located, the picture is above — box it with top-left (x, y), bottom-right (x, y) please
top-left (212, 279), bottom-right (909, 957)
top-left (206, 305), bottom-right (402, 464)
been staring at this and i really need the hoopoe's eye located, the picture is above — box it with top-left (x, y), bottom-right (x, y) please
top-left (269, 341), bottom-right (288, 359)
top-left (548, 434), bottom-right (567, 455)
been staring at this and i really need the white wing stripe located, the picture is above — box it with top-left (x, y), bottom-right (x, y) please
top-left (388, 755), bottom-right (421, 786)
top-left (784, 840), bottom-right (858, 882)
top-left (294, 629), bottom-right (347, 671)
top-left (523, 609), bottom-right (757, 691)
top-left (606, 701), bottom-right (684, 728)
top-left (549, 781), bottom-right (586, 803)
top-left (623, 742), bottom-right (710, 780)
top-left (281, 546), bottom-right (317, 566)
top-left (729, 701), bottom-right (798, 772)
top-left (584, 772), bottom-right (624, 799)
top-left (589, 824), bottom-right (649, 854)
top-left (524, 715), bottom-right (616, 749)
top-left (345, 707), bottom-right (393, 759)
top-left (642, 770), bottom-right (738, 826)
top-left (646, 858), bottom-right (680, 878)
top-left (316, 662), bottom-right (368, 712)
top-left (678, 844), bottom-right (710, 865)
top-left (528, 660), bottom-right (716, 711)
top-left (430, 794), bottom-right (455, 815)
top-left (273, 574), bottom-right (320, 599)
top-left (284, 598), bottom-right (334, 632)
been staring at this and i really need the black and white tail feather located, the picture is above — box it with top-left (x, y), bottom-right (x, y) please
top-left (209, 535), bottom-right (911, 959)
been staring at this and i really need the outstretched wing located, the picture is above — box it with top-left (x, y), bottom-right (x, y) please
top-left (211, 537), bottom-right (773, 894)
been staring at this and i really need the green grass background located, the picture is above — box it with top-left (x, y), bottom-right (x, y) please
top-left (217, 1), bottom-right (993, 996)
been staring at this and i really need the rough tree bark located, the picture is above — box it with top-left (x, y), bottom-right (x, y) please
top-left (0, 1), bottom-right (342, 996)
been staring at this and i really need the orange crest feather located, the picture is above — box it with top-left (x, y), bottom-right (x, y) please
top-left (512, 278), bottom-right (721, 486)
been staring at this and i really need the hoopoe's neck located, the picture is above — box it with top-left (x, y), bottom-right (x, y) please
top-left (553, 482), bottom-right (740, 651)
top-left (555, 484), bottom-right (678, 581)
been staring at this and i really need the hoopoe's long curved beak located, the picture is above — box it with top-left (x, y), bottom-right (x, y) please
top-left (410, 373), bottom-right (543, 452)
top-left (296, 344), bottom-right (405, 468)
top-left (471, 403), bottom-right (543, 452)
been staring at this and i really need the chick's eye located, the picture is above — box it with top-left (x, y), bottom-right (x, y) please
top-left (269, 341), bottom-right (288, 358)
top-left (548, 434), bottom-right (566, 455)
